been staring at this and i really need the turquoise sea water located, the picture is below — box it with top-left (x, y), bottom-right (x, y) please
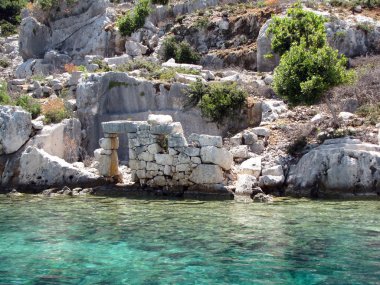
top-left (0, 196), bottom-right (379, 285)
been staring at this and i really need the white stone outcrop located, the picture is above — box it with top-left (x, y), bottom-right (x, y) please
top-left (19, 0), bottom-right (112, 61)
top-left (18, 147), bottom-right (100, 187)
top-left (239, 156), bottom-right (262, 178)
top-left (0, 106), bottom-right (32, 155)
top-left (28, 118), bottom-right (82, 162)
top-left (286, 138), bottom-right (380, 197)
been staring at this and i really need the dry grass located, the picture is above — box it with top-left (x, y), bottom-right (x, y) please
top-left (64, 63), bottom-right (78, 74)
top-left (42, 98), bottom-right (70, 124)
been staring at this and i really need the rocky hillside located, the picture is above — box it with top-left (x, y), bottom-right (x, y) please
top-left (1, 0), bottom-right (380, 199)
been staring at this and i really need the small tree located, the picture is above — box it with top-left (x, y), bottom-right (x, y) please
top-left (273, 42), bottom-right (353, 105)
top-left (270, 4), bottom-right (354, 106)
top-left (267, 3), bottom-right (327, 55)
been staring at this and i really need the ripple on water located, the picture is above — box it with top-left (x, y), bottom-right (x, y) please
top-left (0, 196), bottom-right (379, 285)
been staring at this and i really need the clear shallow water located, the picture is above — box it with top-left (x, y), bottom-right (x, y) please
top-left (0, 196), bottom-right (379, 285)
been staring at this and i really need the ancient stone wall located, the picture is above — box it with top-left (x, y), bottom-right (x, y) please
top-left (96, 115), bottom-right (233, 188)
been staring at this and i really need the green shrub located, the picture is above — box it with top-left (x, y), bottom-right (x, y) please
top-left (162, 36), bottom-right (200, 64)
top-left (0, 81), bottom-right (11, 105)
top-left (151, 0), bottom-right (169, 5)
top-left (186, 80), bottom-right (247, 123)
top-left (357, 103), bottom-right (380, 125)
top-left (0, 58), bottom-right (10, 68)
top-left (0, 0), bottom-right (28, 36)
top-left (153, 67), bottom-right (200, 81)
top-left (162, 36), bottom-right (178, 61)
top-left (42, 98), bottom-right (70, 124)
top-left (273, 42), bottom-right (354, 105)
top-left (116, 58), bottom-right (160, 73)
top-left (15, 95), bottom-right (41, 119)
top-left (117, 0), bottom-right (151, 37)
top-left (270, 5), bottom-right (355, 105)
top-left (267, 3), bottom-right (327, 55)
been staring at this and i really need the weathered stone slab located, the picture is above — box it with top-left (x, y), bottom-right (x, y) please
top-left (189, 164), bottom-right (224, 184)
top-left (239, 157), bottom-right (262, 178)
top-left (102, 121), bottom-right (147, 134)
top-left (201, 146), bottom-right (233, 170)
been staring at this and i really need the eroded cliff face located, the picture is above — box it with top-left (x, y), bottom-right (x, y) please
top-left (19, 0), bottom-right (114, 61)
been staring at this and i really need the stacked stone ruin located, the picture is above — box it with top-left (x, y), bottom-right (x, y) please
top-left (97, 115), bottom-right (233, 188)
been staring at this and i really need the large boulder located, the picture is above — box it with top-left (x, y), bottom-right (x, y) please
top-left (286, 138), bottom-right (380, 198)
top-left (28, 118), bottom-right (82, 162)
top-left (19, 0), bottom-right (112, 61)
top-left (18, 147), bottom-right (101, 188)
top-left (0, 106), bottom-right (32, 155)
top-left (200, 146), bottom-right (233, 170)
top-left (189, 164), bottom-right (224, 184)
top-left (257, 19), bottom-right (280, 72)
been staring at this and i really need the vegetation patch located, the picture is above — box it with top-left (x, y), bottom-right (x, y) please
top-left (108, 81), bottom-right (130, 90)
top-left (0, 0), bottom-right (28, 36)
top-left (356, 103), bottom-right (380, 125)
top-left (117, 0), bottom-right (151, 37)
top-left (185, 80), bottom-right (247, 123)
top-left (42, 98), bottom-right (71, 124)
top-left (269, 3), bottom-right (354, 105)
top-left (162, 36), bottom-right (200, 64)
top-left (15, 95), bottom-right (41, 119)
top-left (0, 81), bottom-right (11, 105)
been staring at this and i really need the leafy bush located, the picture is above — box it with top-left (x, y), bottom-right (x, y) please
top-left (162, 36), bottom-right (200, 64)
top-left (0, 0), bottom-right (28, 36)
top-left (151, 0), bottom-right (169, 5)
top-left (186, 80), bottom-right (247, 123)
top-left (42, 98), bottom-right (70, 124)
top-left (356, 103), bottom-right (380, 125)
top-left (0, 81), bottom-right (11, 105)
top-left (116, 58), bottom-right (160, 73)
top-left (267, 3), bottom-right (327, 55)
top-left (118, 0), bottom-right (151, 37)
top-left (273, 42), bottom-right (353, 105)
top-left (34, 0), bottom-right (78, 11)
top-left (270, 5), bottom-right (354, 105)
top-left (0, 58), bottom-right (10, 68)
top-left (15, 95), bottom-right (41, 119)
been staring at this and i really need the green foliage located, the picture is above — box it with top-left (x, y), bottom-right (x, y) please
top-left (0, 81), bottom-right (11, 105)
top-left (153, 67), bottom-right (200, 81)
top-left (108, 81), bottom-right (130, 90)
top-left (273, 42), bottom-right (354, 105)
top-left (357, 103), bottom-right (380, 125)
top-left (42, 98), bottom-right (71, 124)
top-left (117, 0), bottom-right (151, 37)
top-left (15, 95), bottom-right (41, 119)
top-left (357, 22), bottom-right (375, 32)
top-left (162, 36), bottom-right (200, 64)
top-left (267, 3), bottom-right (327, 55)
top-left (186, 80), bottom-right (247, 123)
top-left (35, 0), bottom-right (78, 11)
top-left (329, 0), bottom-right (380, 8)
top-left (270, 4), bottom-right (354, 105)
top-left (286, 136), bottom-right (307, 155)
top-left (0, 0), bottom-right (27, 36)
top-left (195, 16), bottom-right (209, 29)
top-left (151, 0), bottom-right (169, 4)
top-left (116, 58), bottom-right (160, 73)
top-left (0, 58), bottom-right (10, 68)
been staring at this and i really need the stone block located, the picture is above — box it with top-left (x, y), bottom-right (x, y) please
top-left (230, 145), bottom-right (249, 159)
top-left (150, 122), bottom-right (183, 135)
top-left (251, 127), bottom-right (270, 137)
top-left (230, 133), bottom-right (243, 146)
top-left (176, 163), bottom-right (191, 172)
top-left (148, 114), bottom-right (173, 125)
top-left (99, 137), bottom-right (119, 150)
top-left (138, 151), bottom-right (154, 162)
top-left (147, 143), bottom-right (161, 154)
top-left (184, 147), bottom-right (200, 157)
top-left (98, 151), bottom-right (119, 177)
top-left (199, 135), bottom-right (223, 148)
top-left (155, 154), bottom-right (174, 165)
top-left (243, 131), bottom-right (258, 145)
top-left (189, 164), bottom-right (224, 184)
top-left (201, 146), bottom-right (233, 170)
top-left (168, 134), bottom-right (188, 148)
top-left (262, 165), bottom-right (283, 177)
top-left (147, 162), bottom-right (159, 171)
top-left (239, 157), bottom-right (262, 178)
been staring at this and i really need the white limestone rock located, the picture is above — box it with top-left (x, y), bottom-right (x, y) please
top-left (148, 114), bottom-right (173, 125)
top-left (229, 145), bottom-right (249, 159)
top-left (201, 146), bottom-right (233, 170)
top-left (189, 164), bottom-right (224, 184)
top-left (239, 156), bottom-right (262, 178)
top-left (0, 106), bottom-right (32, 154)
top-left (287, 138), bottom-right (380, 197)
top-left (18, 147), bottom-right (99, 187)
